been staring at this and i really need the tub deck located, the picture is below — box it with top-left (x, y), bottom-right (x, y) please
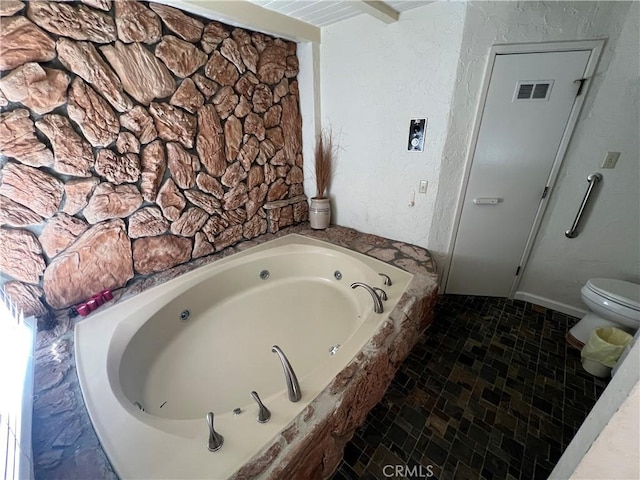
top-left (32, 224), bottom-right (439, 479)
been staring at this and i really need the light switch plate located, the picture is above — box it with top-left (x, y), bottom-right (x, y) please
top-left (601, 151), bottom-right (620, 169)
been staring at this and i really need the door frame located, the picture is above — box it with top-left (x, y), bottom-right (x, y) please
top-left (442, 40), bottom-right (605, 297)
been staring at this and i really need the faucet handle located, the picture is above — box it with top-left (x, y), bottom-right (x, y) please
top-left (206, 412), bottom-right (224, 452)
top-left (250, 391), bottom-right (271, 423)
top-left (372, 287), bottom-right (388, 301)
top-left (378, 273), bottom-right (392, 286)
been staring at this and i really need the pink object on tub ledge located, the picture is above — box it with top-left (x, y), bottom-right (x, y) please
top-left (101, 289), bottom-right (114, 301)
top-left (76, 303), bottom-right (90, 316)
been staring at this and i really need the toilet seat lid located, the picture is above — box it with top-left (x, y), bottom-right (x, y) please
top-left (586, 278), bottom-right (640, 311)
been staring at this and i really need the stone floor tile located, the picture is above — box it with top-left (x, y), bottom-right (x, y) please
top-left (331, 294), bottom-right (608, 480)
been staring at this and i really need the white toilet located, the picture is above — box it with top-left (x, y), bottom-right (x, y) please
top-left (568, 278), bottom-right (640, 346)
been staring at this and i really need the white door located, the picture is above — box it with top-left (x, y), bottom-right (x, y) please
top-left (446, 50), bottom-right (591, 296)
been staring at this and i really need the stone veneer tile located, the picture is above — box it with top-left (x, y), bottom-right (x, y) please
top-left (42, 219), bottom-right (134, 308)
top-left (0, 16), bottom-right (56, 71)
top-left (0, 0), bottom-right (305, 341)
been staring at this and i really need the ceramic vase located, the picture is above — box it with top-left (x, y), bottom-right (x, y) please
top-left (309, 197), bottom-right (331, 230)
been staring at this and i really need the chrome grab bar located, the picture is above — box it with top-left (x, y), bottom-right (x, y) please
top-left (565, 173), bottom-right (603, 238)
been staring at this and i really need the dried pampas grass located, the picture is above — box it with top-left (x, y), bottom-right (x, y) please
top-left (314, 128), bottom-right (335, 199)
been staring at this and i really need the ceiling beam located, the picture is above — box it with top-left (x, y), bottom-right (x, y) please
top-left (355, 1), bottom-right (400, 24)
top-left (159, 0), bottom-right (321, 43)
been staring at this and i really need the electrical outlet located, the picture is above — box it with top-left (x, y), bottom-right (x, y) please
top-left (601, 151), bottom-right (620, 169)
top-left (419, 180), bottom-right (428, 194)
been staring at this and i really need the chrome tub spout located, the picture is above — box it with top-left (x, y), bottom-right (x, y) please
top-left (271, 345), bottom-right (301, 402)
top-left (351, 282), bottom-right (384, 313)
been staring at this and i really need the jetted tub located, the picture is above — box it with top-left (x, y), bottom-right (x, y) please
top-left (75, 234), bottom-right (414, 479)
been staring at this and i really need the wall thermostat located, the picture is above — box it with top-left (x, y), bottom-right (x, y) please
top-left (408, 118), bottom-right (426, 152)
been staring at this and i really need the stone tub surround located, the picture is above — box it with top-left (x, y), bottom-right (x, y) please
top-left (0, 0), bottom-right (304, 315)
top-left (32, 224), bottom-right (439, 479)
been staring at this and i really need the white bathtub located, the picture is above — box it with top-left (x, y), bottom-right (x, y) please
top-left (75, 234), bottom-right (413, 479)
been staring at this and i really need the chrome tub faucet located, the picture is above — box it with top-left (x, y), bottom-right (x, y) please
top-left (378, 273), bottom-right (392, 286)
top-left (372, 287), bottom-right (388, 301)
top-left (351, 282), bottom-right (384, 313)
top-left (206, 411), bottom-right (223, 452)
top-left (250, 391), bottom-right (271, 423)
top-left (271, 345), bottom-right (301, 402)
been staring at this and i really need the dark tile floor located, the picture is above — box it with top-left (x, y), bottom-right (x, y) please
top-left (332, 295), bottom-right (608, 480)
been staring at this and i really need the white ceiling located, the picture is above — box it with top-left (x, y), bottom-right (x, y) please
top-left (248, 0), bottom-right (433, 27)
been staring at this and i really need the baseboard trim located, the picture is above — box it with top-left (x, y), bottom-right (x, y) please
top-left (514, 291), bottom-right (587, 318)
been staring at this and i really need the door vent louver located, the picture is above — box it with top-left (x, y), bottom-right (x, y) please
top-left (514, 81), bottom-right (553, 101)
top-left (532, 83), bottom-right (550, 99)
top-left (517, 83), bottom-right (534, 99)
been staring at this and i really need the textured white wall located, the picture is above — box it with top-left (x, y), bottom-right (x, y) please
top-left (319, 2), bottom-right (466, 247)
top-left (518, 3), bottom-right (640, 310)
top-left (571, 382), bottom-right (640, 479)
top-left (298, 41), bottom-right (322, 202)
top-left (429, 1), bottom-right (636, 301)
top-left (319, 1), bottom-right (636, 310)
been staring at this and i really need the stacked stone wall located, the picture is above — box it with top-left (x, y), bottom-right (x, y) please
top-left (0, 0), bottom-right (307, 314)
